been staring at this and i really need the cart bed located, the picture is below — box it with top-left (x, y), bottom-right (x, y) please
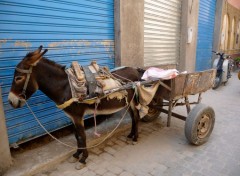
top-left (158, 69), bottom-right (216, 101)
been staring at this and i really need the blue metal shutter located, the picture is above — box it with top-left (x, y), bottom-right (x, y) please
top-left (196, 0), bottom-right (216, 71)
top-left (0, 0), bottom-right (114, 146)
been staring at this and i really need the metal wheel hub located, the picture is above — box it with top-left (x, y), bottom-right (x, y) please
top-left (215, 77), bottom-right (220, 85)
top-left (197, 114), bottom-right (211, 139)
top-left (149, 108), bottom-right (157, 114)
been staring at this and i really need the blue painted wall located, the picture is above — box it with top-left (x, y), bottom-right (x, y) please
top-left (196, 0), bottom-right (216, 71)
top-left (0, 0), bottom-right (115, 145)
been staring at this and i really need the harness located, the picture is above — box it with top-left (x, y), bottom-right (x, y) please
top-left (57, 62), bottom-right (128, 109)
top-left (15, 66), bottom-right (33, 99)
top-left (15, 61), bottom-right (129, 109)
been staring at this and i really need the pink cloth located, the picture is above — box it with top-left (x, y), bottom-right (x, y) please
top-left (141, 67), bottom-right (179, 80)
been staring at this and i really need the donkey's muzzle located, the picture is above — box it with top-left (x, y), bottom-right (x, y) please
top-left (8, 92), bottom-right (25, 108)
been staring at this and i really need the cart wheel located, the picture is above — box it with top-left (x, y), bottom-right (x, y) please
top-left (185, 103), bottom-right (215, 145)
top-left (141, 97), bottom-right (162, 122)
top-left (141, 108), bottom-right (161, 122)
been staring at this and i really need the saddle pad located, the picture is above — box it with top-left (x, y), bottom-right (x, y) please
top-left (82, 66), bottom-right (98, 98)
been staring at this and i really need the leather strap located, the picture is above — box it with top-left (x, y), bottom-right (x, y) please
top-left (82, 66), bottom-right (97, 98)
top-left (15, 66), bottom-right (33, 96)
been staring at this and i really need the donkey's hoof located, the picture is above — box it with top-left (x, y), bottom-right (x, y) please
top-left (68, 156), bottom-right (78, 163)
top-left (126, 137), bottom-right (132, 144)
top-left (127, 134), bottom-right (133, 139)
top-left (75, 162), bottom-right (86, 170)
top-left (132, 141), bottom-right (138, 145)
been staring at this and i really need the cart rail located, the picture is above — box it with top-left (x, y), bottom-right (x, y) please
top-left (158, 69), bottom-right (216, 101)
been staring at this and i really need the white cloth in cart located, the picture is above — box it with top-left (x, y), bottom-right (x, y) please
top-left (141, 67), bottom-right (179, 80)
top-left (136, 67), bottom-right (179, 118)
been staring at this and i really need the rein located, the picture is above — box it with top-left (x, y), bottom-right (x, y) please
top-left (25, 90), bottom-right (136, 150)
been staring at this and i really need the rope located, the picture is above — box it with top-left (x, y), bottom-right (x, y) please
top-left (111, 72), bottom-right (134, 83)
top-left (93, 100), bottom-right (101, 137)
top-left (25, 90), bottom-right (136, 150)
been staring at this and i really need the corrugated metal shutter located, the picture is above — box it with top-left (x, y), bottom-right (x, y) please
top-left (196, 0), bottom-right (216, 71)
top-left (0, 0), bottom-right (114, 146)
top-left (144, 0), bottom-right (182, 67)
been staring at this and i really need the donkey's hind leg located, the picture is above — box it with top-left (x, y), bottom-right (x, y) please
top-left (127, 101), bottom-right (140, 144)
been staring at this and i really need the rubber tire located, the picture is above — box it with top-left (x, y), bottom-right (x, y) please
top-left (141, 108), bottom-right (161, 122)
top-left (185, 103), bottom-right (215, 145)
top-left (223, 80), bottom-right (228, 86)
top-left (212, 72), bottom-right (222, 89)
top-left (224, 65), bottom-right (232, 86)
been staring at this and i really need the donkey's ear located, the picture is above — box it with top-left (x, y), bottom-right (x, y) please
top-left (40, 49), bottom-right (48, 57)
top-left (32, 45), bottom-right (43, 55)
top-left (26, 48), bottom-right (48, 66)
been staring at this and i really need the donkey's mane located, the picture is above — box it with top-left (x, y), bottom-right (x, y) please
top-left (26, 52), bottom-right (36, 58)
top-left (24, 51), bottom-right (65, 70)
top-left (41, 57), bottom-right (66, 70)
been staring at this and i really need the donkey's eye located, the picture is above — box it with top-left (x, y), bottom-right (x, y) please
top-left (15, 76), bottom-right (24, 83)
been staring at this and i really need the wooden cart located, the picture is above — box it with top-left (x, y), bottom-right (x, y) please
top-left (143, 69), bottom-right (216, 145)
top-left (105, 69), bottom-right (216, 145)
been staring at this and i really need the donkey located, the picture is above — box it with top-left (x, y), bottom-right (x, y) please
top-left (8, 46), bottom-right (143, 169)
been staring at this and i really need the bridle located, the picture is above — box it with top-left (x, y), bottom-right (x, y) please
top-left (15, 66), bottom-right (33, 99)
top-left (13, 47), bottom-right (48, 99)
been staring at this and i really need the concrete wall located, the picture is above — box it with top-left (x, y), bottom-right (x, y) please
top-left (115, 0), bottom-right (200, 72)
top-left (220, 2), bottom-right (240, 55)
top-left (0, 86), bottom-right (12, 175)
top-left (114, 0), bottom-right (144, 67)
top-left (212, 0), bottom-right (224, 60)
top-left (179, 0), bottom-right (200, 72)
top-left (116, 1), bottom-right (240, 73)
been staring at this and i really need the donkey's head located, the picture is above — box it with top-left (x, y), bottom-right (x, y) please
top-left (8, 45), bottom-right (48, 108)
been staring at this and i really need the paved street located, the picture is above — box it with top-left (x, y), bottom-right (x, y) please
top-left (35, 72), bottom-right (240, 176)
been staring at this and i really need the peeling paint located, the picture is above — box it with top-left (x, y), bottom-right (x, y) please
top-left (47, 39), bottom-right (114, 59)
top-left (0, 39), bottom-right (8, 44)
top-left (48, 40), bottom-right (114, 48)
top-left (48, 40), bottom-right (91, 47)
top-left (0, 39), bottom-right (8, 48)
top-left (14, 41), bottom-right (32, 48)
top-left (83, 40), bottom-right (91, 46)
top-left (0, 39), bottom-right (9, 54)
top-left (100, 40), bottom-right (114, 47)
top-left (100, 40), bottom-right (114, 53)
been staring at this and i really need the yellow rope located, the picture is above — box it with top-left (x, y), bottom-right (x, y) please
top-left (56, 97), bottom-right (99, 109)
top-left (56, 98), bottom-right (78, 109)
top-left (57, 91), bottom-right (128, 109)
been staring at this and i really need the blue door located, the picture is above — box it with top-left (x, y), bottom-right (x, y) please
top-left (196, 0), bottom-right (216, 71)
top-left (0, 0), bottom-right (114, 146)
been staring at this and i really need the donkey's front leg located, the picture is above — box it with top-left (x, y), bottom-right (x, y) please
top-left (73, 119), bottom-right (89, 170)
top-left (68, 131), bottom-right (83, 163)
